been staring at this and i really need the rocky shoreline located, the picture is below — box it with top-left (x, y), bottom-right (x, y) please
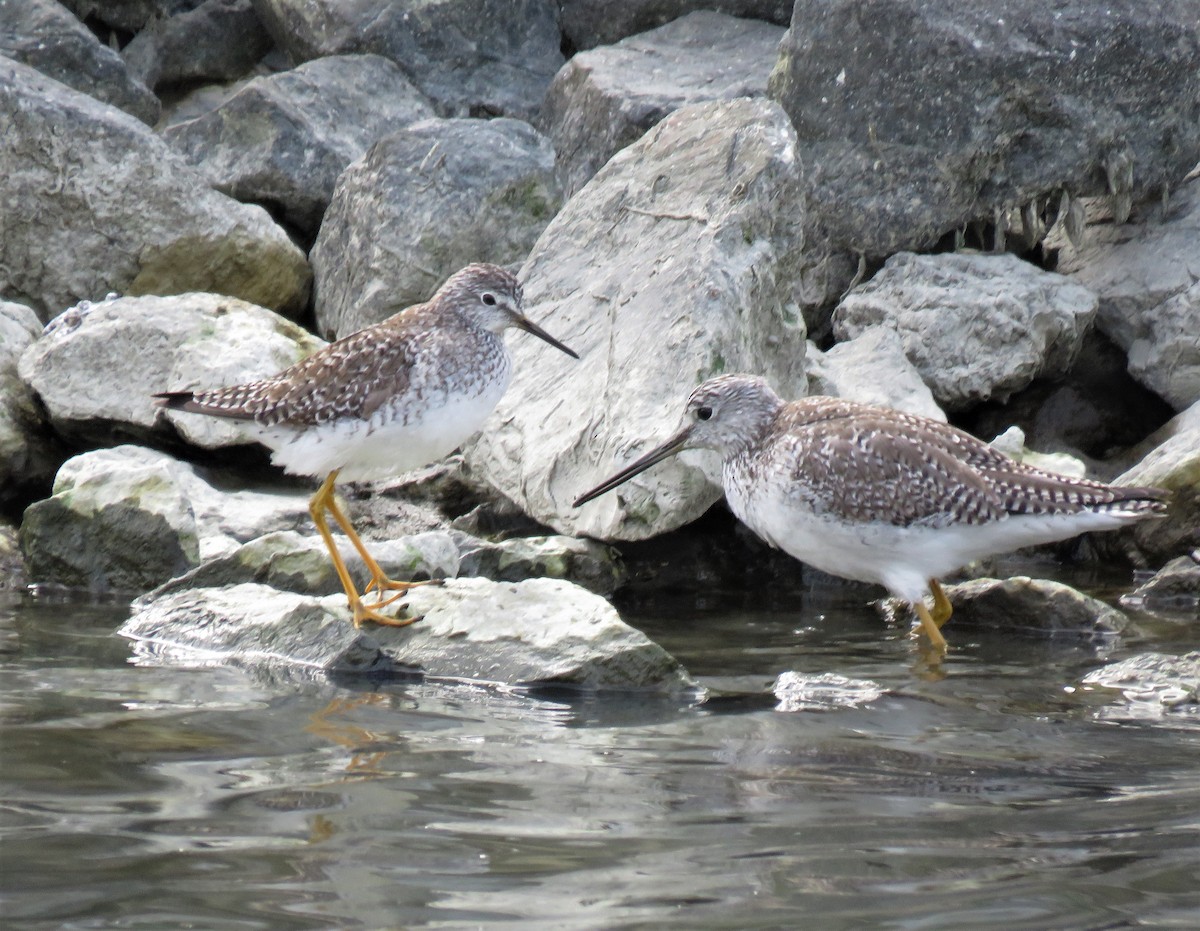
top-left (2, 1), bottom-right (1198, 699)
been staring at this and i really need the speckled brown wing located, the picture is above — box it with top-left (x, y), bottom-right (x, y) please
top-left (156, 307), bottom-right (438, 426)
top-left (765, 409), bottom-right (1006, 527)
top-left (767, 400), bottom-right (1167, 528)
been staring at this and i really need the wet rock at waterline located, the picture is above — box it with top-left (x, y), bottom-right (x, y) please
top-left (20, 446), bottom-right (314, 592)
top-left (311, 118), bottom-right (559, 339)
top-left (0, 57), bottom-right (311, 320)
top-left (147, 528), bottom-right (625, 600)
top-left (834, 253), bottom-right (1098, 412)
top-left (122, 579), bottom-right (695, 690)
top-left (1081, 652), bottom-right (1200, 721)
top-left (1108, 424), bottom-right (1200, 564)
top-left (921, 577), bottom-right (1129, 639)
top-left (540, 11), bottom-right (785, 196)
top-left (467, 98), bottom-right (810, 543)
top-left (18, 293), bottom-right (325, 452)
top-left (772, 671), bottom-right (886, 713)
top-left (163, 55), bottom-right (436, 235)
top-left (1120, 554), bottom-right (1200, 615)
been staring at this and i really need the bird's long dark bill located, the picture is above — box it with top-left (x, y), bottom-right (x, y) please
top-left (516, 316), bottom-right (579, 359)
top-left (572, 430), bottom-right (690, 507)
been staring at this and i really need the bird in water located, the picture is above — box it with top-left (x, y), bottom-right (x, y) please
top-left (573, 374), bottom-right (1168, 650)
top-left (156, 263), bottom-right (577, 627)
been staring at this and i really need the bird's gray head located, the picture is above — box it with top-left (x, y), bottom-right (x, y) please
top-left (438, 263), bottom-right (577, 358)
top-left (572, 374), bottom-right (784, 507)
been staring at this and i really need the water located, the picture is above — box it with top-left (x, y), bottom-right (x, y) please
top-left (2, 569), bottom-right (1199, 930)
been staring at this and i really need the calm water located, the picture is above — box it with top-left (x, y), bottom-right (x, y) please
top-left (2, 565), bottom-right (1199, 930)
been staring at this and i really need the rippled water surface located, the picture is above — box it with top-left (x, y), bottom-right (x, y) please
top-left (2, 567), bottom-right (1199, 929)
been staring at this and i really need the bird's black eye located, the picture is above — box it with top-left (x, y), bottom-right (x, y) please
top-left (481, 292), bottom-right (497, 306)
top-left (696, 406), bottom-right (713, 421)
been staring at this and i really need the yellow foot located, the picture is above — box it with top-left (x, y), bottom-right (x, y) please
top-left (928, 579), bottom-right (953, 628)
top-left (350, 596), bottom-right (422, 629)
top-left (912, 602), bottom-right (949, 652)
top-left (363, 576), bottom-right (444, 597)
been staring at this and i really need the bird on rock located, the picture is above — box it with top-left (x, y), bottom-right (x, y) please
top-left (156, 263), bottom-right (578, 628)
top-left (573, 374), bottom-right (1168, 650)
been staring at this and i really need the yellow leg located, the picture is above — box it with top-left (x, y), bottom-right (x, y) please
top-left (912, 601), bottom-right (948, 651)
top-left (309, 472), bottom-right (416, 628)
top-left (322, 485), bottom-right (439, 602)
top-left (929, 578), bottom-right (953, 628)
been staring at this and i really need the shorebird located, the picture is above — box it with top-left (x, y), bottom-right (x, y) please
top-left (573, 374), bottom-right (1168, 650)
top-left (156, 263), bottom-right (577, 627)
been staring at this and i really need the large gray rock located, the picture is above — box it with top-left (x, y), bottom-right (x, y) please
top-left (541, 11), bottom-right (785, 196)
top-left (941, 577), bottom-right (1128, 639)
top-left (0, 0), bottom-right (160, 124)
top-left (121, 579), bottom-right (695, 689)
top-left (1110, 424), bottom-right (1200, 564)
top-left (0, 57), bottom-right (311, 321)
top-left (20, 445), bottom-right (313, 590)
top-left (833, 252), bottom-right (1098, 411)
top-left (768, 0), bottom-right (1200, 258)
top-left (0, 301), bottom-right (60, 511)
top-left (250, 0), bottom-right (563, 120)
top-left (559, 0), bottom-right (792, 50)
top-left (163, 55), bottom-right (435, 234)
top-left (122, 0), bottom-right (273, 91)
top-left (1056, 181), bottom-right (1200, 411)
top-left (465, 98), bottom-right (810, 542)
top-left (61, 0), bottom-right (201, 33)
top-left (311, 118), bottom-right (559, 339)
top-left (18, 293), bottom-right (324, 451)
top-left (804, 326), bottom-right (946, 423)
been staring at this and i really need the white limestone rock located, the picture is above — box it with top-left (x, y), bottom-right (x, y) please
top-left (834, 252), bottom-right (1098, 411)
top-left (466, 98), bottom-right (810, 542)
top-left (18, 292), bottom-right (324, 451)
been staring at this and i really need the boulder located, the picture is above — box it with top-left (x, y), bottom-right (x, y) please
top-left (121, 579), bottom-right (696, 689)
top-left (1120, 554), bottom-right (1200, 614)
top-left (804, 326), bottom-right (946, 423)
top-left (0, 519), bottom-right (27, 591)
top-left (939, 577), bottom-right (1128, 639)
top-left (833, 252), bottom-right (1097, 411)
top-left (559, 0), bottom-right (792, 50)
top-left (311, 118), bottom-right (558, 339)
top-left (0, 56), bottom-right (310, 321)
top-left (541, 11), bottom-right (785, 195)
top-left (20, 445), bottom-right (314, 591)
top-left (1056, 179), bottom-right (1200, 411)
top-left (466, 98), bottom-right (810, 542)
top-left (1109, 424), bottom-right (1200, 564)
top-left (164, 55), bottom-right (436, 234)
top-left (0, 0), bottom-right (159, 124)
top-left (18, 292), bottom-right (324, 451)
top-left (1081, 652), bottom-right (1200, 720)
top-left (1, 301), bottom-right (61, 511)
top-left (249, 0), bottom-right (563, 120)
top-left (60, 0), bottom-right (201, 33)
top-left (122, 0), bottom-right (273, 91)
top-left (960, 330), bottom-right (1176, 469)
top-left (768, 0), bottom-right (1200, 258)
top-left (148, 527), bottom-right (624, 598)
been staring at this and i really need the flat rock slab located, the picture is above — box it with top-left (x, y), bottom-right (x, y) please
top-left (939, 577), bottom-right (1129, 638)
top-left (122, 579), bottom-right (695, 690)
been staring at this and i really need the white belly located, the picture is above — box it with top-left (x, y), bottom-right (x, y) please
top-left (255, 370), bottom-right (510, 483)
top-left (724, 466), bottom-right (1142, 605)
